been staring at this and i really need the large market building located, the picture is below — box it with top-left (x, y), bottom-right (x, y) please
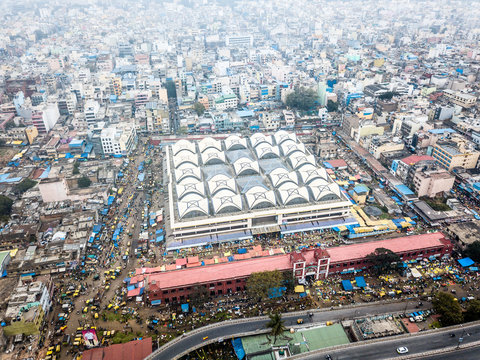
top-left (135, 232), bottom-right (452, 304)
top-left (165, 131), bottom-right (358, 250)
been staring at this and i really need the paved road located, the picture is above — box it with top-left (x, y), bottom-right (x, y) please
top-left (299, 323), bottom-right (480, 360)
top-left (149, 301), bottom-right (429, 360)
top-left (421, 345), bottom-right (480, 360)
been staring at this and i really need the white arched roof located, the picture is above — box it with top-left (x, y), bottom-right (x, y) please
top-left (255, 144), bottom-right (280, 159)
top-left (309, 183), bottom-right (342, 202)
top-left (225, 135), bottom-right (248, 151)
top-left (245, 186), bottom-right (276, 210)
top-left (201, 149), bottom-right (226, 165)
top-left (175, 166), bottom-right (202, 184)
top-left (289, 154), bottom-right (316, 170)
top-left (281, 142), bottom-right (306, 157)
top-left (177, 198), bottom-right (209, 219)
top-left (212, 194), bottom-right (243, 214)
top-left (176, 181), bottom-right (205, 200)
top-left (274, 130), bottom-right (296, 145)
top-left (173, 153), bottom-right (199, 168)
top-left (250, 133), bottom-right (273, 148)
top-left (208, 174), bottom-right (237, 196)
top-left (269, 168), bottom-right (299, 189)
top-left (278, 186), bottom-right (310, 206)
top-left (172, 139), bottom-right (196, 156)
top-left (299, 167), bottom-right (329, 184)
top-left (233, 157), bottom-right (260, 176)
top-left (198, 137), bottom-right (222, 153)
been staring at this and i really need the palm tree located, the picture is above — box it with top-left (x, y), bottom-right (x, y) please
top-left (266, 313), bottom-right (286, 344)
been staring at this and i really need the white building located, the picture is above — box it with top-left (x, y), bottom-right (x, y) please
top-left (31, 103), bottom-right (60, 133)
top-left (84, 100), bottom-right (100, 126)
top-left (101, 123), bottom-right (137, 156)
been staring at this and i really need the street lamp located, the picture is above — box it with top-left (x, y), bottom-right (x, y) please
top-left (456, 328), bottom-right (466, 349)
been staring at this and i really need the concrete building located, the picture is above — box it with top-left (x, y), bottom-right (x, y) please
top-left (101, 123), bottom-right (137, 156)
top-left (413, 169), bottom-right (455, 198)
top-left (443, 89), bottom-right (476, 108)
top-left (3, 276), bottom-right (53, 336)
top-left (143, 232), bottom-right (450, 303)
top-left (166, 131), bottom-right (357, 248)
top-left (84, 100), bottom-right (101, 126)
top-left (368, 139), bottom-right (404, 159)
top-left (432, 142), bottom-right (480, 171)
top-left (0, 250), bottom-right (11, 276)
top-left (31, 103), bottom-right (60, 133)
top-left (57, 92), bottom-right (77, 116)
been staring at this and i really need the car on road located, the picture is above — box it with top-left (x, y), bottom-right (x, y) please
top-left (202, 336), bottom-right (209, 341)
top-left (396, 347), bottom-right (408, 354)
top-left (297, 318), bottom-right (304, 324)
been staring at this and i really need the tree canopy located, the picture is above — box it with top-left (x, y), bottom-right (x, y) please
top-left (246, 270), bottom-right (283, 300)
top-left (266, 313), bottom-right (286, 344)
top-left (432, 292), bottom-right (463, 326)
top-left (193, 102), bottom-right (205, 116)
top-left (465, 299), bottom-right (480, 322)
top-left (326, 99), bottom-right (338, 112)
top-left (378, 91), bottom-right (398, 100)
top-left (14, 178), bottom-right (37, 194)
top-left (366, 247), bottom-right (401, 275)
top-left (0, 195), bottom-right (13, 219)
top-left (77, 176), bottom-right (92, 188)
top-left (73, 162), bottom-right (80, 175)
top-left (465, 241), bottom-right (480, 263)
top-left (286, 87), bottom-right (318, 111)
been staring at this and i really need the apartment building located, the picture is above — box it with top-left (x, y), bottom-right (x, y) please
top-left (431, 142), bottom-right (480, 171)
top-left (413, 169), bottom-right (455, 198)
top-left (100, 123), bottom-right (137, 156)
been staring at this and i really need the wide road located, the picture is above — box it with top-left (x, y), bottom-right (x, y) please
top-left (299, 322), bottom-right (480, 360)
top-left (148, 301), bottom-right (429, 360)
top-left (422, 345), bottom-right (480, 360)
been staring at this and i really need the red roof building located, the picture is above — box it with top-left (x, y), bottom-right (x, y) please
top-left (144, 233), bottom-right (451, 304)
top-left (81, 338), bottom-right (152, 360)
top-left (400, 155), bottom-right (435, 166)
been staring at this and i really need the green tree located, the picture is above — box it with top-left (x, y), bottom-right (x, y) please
top-left (378, 91), bottom-right (397, 100)
top-left (465, 299), bottom-right (480, 322)
top-left (266, 313), bottom-right (286, 344)
top-left (193, 102), bottom-right (205, 116)
top-left (465, 241), bottom-right (480, 263)
top-left (0, 195), bottom-right (13, 219)
top-left (77, 176), bottom-right (92, 188)
top-left (165, 80), bottom-right (177, 99)
top-left (286, 87), bottom-right (318, 111)
top-left (432, 292), bottom-right (463, 326)
top-left (326, 99), bottom-right (338, 112)
top-left (246, 270), bottom-right (283, 300)
top-left (14, 178), bottom-right (37, 194)
top-left (189, 285), bottom-right (209, 308)
top-left (73, 162), bottom-right (80, 175)
top-left (366, 248), bottom-right (401, 275)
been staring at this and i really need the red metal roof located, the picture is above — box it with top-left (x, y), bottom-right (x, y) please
top-left (326, 159), bottom-right (348, 168)
top-left (400, 155), bottom-right (434, 166)
top-left (327, 232), bottom-right (446, 263)
top-left (148, 254), bottom-right (291, 289)
top-left (81, 338), bottom-right (152, 360)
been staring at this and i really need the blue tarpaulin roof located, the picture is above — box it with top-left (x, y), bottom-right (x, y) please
top-left (181, 303), bottom-right (189, 313)
top-left (342, 280), bottom-right (353, 291)
top-left (38, 166), bottom-right (51, 179)
top-left (355, 276), bottom-right (366, 288)
top-left (395, 184), bottom-right (415, 196)
top-left (233, 338), bottom-right (246, 360)
top-left (458, 258), bottom-right (475, 267)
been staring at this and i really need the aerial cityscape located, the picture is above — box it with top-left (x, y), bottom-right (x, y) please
top-left (0, 0), bottom-right (480, 359)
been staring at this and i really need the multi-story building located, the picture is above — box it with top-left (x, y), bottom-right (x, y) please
top-left (100, 123), bottom-right (137, 156)
top-left (143, 232), bottom-right (451, 303)
top-left (145, 102), bottom-right (169, 133)
top-left (84, 100), bottom-right (101, 126)
top-left (413, 169), bottom-right (455, 198)
top-left (57, 92), bottom-right (77, 116)
top-left (443, 89), bottom-right (476, 108)
top-left (391, 155), bottom-right (437, 183)
top-left (225, 34), bottom-right (253, 48)
top-left (3, 276), bottom-right (53, 336)
top-left (31, 103), bottom-right (60, 133)
top-left (111, 77), bottom-right (122, 97)
top-left (214, 94), bottom-right (238, 111)
top-left (368, 138), bottom-right (405, 160)
top-left (432, 141), bottom-right (480, 171)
